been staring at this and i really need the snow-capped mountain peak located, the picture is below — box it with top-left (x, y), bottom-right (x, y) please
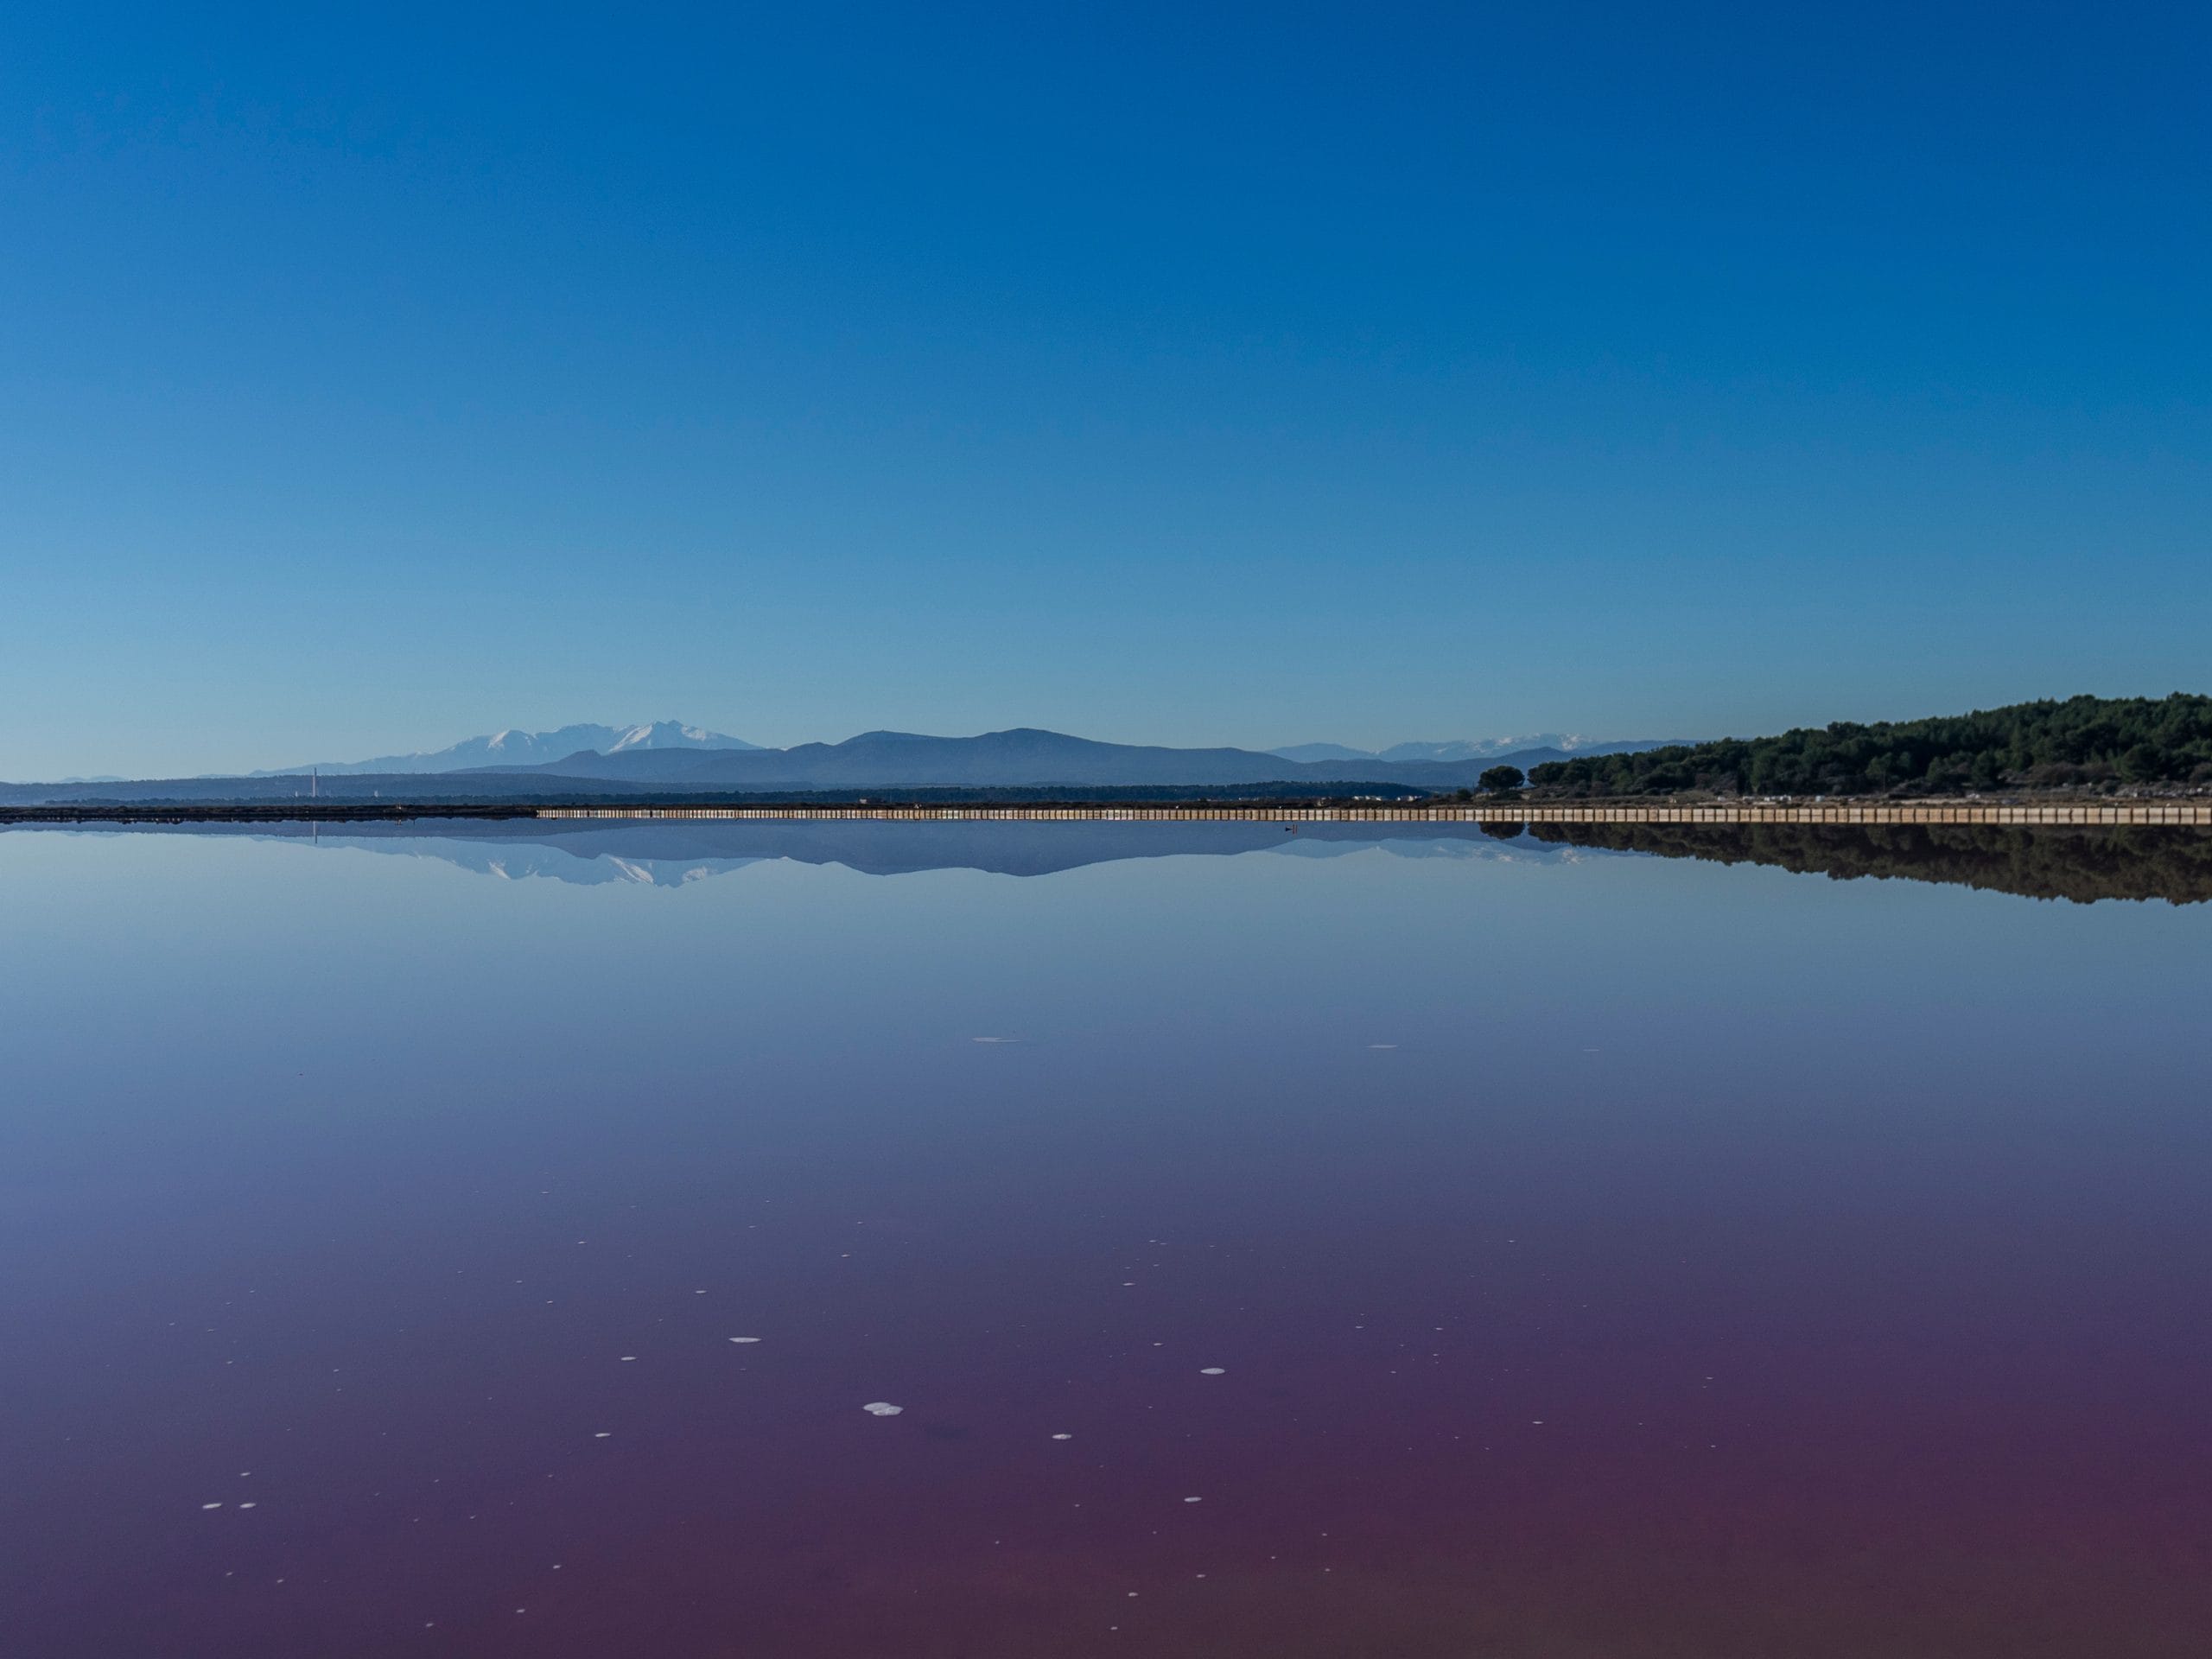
top-left (254, 721), bottom-right (761, 776)
top-left (607, 721), bottom-right (729, 753)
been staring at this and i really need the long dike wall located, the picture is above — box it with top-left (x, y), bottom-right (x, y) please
top-left (538, 802), bottom-right (2212, 825)
top-left (11, 800), bottom-right (2211, 826)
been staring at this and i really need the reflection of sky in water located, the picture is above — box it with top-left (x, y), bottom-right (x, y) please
top-left (2, 824), bottom-right (2209, 1656)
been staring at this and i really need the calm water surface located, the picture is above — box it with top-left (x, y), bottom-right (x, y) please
top-left (3, 823), bottom-right (2209, 1656)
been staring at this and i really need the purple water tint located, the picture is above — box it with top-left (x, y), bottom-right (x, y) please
top-left (2, 821), bottom-right (2209, 1656)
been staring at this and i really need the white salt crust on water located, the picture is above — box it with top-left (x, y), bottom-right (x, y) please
top-left (861, 1402), bottom-right (904, 1416)
top-left (728, 1337), bottom-right (761, 1344)
top-left (1199, 1367), bottom-right (1226, 1375)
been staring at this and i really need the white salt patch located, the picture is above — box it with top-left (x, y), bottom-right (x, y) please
top-left (1199, 1367), bottom-right (1226, 1376)
top-left (200, 1503), bottom-right (222, 1510)
top-left (620, 1356), bottom-right (636, 1362)
top-left (861, 1402), bottom-right (903, 1417)
top-left (594, 1432), bottom-right (612, 1439)
top-left (1184, 1496), bottom-right (1202, 1503)
top-left (238, 1502), bottom-right (257, 1510)
top-left (728, 1337), bottom-right (761, 1344)
top-left (1368, 1043), bottom-right (1398, 1049)
top-left (1052, 1433), bottom-right (1072, 1440)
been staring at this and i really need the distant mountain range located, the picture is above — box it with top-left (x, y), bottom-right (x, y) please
top-left (256, 721), bottom-right (759, 775)
top-left (1268, 735), bottom-right (1686, 764)
top-left (3, 726), bottom-right (1684, 804)
top-left (472, 728), bottom-right (1626, 791)
top-left (247, 721), bottom-right (1680, 779)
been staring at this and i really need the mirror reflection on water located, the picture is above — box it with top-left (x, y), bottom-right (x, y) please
top-left (3, 822), bottom-right (2208, 1657)
top-left (49, 815), bottom-right (2212, 903)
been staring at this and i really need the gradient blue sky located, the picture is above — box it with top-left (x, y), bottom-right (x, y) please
top-left (4, 2), bottom-right (2208, 777)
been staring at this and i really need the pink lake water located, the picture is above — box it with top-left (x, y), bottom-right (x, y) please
top-left (3, 821), bottom-right (2208, 1656)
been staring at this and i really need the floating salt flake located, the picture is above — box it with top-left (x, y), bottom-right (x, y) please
top-left (1368, 1043), bottom-right (1398, 1049)
top-left (238, 1502), bottom-right (258, 1510)
top-left (1052, 1433), bottom-right (1073, 1440)
top-left (200, 1503), bottom-right (223, 1510)
top-left (971, 1037), bottom-right (1017, 1044)
top-left (1198, 1367), bottom-right (1226, 1376)
top-left (620, 1356), bottom-right (637, 1362)
top-left (861, 1402), bottom-right (904, 1417)
top-left (594, 1432), bottom-right (613, 1439)
top-left (1184, 1496), bottom-right (1203, 1503)
top-left (728, 1337), bottom-right (761, 1344)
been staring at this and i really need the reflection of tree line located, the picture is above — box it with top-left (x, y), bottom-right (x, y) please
top-left (1492, 822), bottom-right (2212, 905)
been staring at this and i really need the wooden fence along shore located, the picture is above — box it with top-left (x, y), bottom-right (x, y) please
top-left (538, 802), bottom-right (2212, 825)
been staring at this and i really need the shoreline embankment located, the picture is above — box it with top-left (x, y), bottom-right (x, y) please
top-left (6, 801), bottom-right (2211, 827)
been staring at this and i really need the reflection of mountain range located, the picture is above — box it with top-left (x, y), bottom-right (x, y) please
top-left (45, 817), bottom-right (1580, 883)
top-left (296, 818), bottom-right (1583, 881)
top-left (28, 818), bottom-right (2209, 902)
top-left (26, 823), bottom-right (2202, 911)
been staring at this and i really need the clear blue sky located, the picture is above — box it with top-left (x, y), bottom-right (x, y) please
top-left (4, 2), bottom-right (2207, 777)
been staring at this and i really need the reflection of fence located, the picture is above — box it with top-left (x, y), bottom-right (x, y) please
top-left (537, 802), bottom-right (2212, 825)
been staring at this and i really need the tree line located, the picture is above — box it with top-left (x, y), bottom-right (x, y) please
top-left (1524, 695), bottom-right (2212, 798)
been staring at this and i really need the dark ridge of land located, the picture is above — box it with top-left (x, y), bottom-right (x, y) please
top-left (1524, 820), bottom-right (2212, 905)
top-left (1526, 692), bottom-right (2212, 798)
top-left (9, 793), bottom-right (2212, 828)
top-left (0, 802), bottom-right (547, 823)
